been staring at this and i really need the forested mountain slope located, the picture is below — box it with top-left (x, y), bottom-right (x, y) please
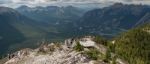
top-left (114, 23), bottom-right (150, 64)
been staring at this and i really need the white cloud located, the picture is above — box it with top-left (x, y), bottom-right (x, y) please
top-left (0, 0), bottom-right (150, 8)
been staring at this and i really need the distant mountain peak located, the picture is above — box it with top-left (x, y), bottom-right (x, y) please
top-left (0, 7), bottom-right (17, 14)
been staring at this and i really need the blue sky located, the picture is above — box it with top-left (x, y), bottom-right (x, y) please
top-left (0, 0), bottom-right (150, 8)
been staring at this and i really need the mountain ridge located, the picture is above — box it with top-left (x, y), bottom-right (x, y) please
top-left (75, 3), bottom-right (150, 38)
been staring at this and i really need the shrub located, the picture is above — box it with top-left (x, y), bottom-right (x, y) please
top-left (94, 36), bottom-right (108, 46)
top-left (103, 49), bottom-right (111, 63)
top-left (73, 42), bottom-right (84, 51)
top-left (112, 56), bottom-right (117, 64)
top-left (84, 48), bottom-right (102, 60)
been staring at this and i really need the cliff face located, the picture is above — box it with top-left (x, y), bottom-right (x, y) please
top-left (4, 36), bottom-right (128, 64)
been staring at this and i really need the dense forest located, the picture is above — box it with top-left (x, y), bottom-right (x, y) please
top-left (113, 23), bottom-right (150, 64)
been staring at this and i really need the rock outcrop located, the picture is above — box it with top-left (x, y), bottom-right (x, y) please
top-left (4, 36), bottom-right (128, 64)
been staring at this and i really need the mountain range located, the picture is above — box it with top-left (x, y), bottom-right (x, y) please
top-left (0, 3), bottom-right (150, 58)
top-left (76, 3), bottom-right (150, 37)
top-left (16, 5), bottom-right (86, 24)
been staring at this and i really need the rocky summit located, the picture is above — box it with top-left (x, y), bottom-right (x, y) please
top-left (4, 36), bottom-right (128, 64)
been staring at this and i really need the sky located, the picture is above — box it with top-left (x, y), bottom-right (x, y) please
top-left (0, 0), bottom-right (150, 8)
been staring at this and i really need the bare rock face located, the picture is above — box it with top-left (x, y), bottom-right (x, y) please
top-left (4, 36), bottom-right (128, 64)
top-left (4, 44), bottom-right (91, 64)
